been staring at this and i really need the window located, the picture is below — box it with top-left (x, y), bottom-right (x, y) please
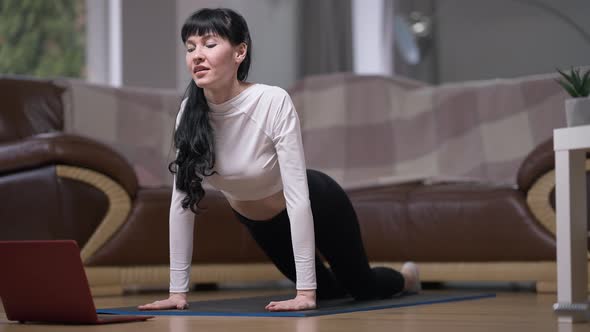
top-left (0, 0), bottom-right (86, 78)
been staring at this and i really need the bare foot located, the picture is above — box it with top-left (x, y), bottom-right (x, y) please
top-left (400, 262), bottom-right (421, 294)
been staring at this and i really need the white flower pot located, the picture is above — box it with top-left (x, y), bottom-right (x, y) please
top-left (565, 97), bottom-right (590, 127)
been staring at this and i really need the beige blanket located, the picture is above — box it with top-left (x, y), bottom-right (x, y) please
top-left (291, 72), bottom-right (568, 189)
top-left (60, 79), bottom-right (183, 188)
top-left (60, 72), bottom-right (569, 189)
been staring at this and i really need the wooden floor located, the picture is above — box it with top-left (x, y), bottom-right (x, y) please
top-left (1, 284), bottom-right (589, 332)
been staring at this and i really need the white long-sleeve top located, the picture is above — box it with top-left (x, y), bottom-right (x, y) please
top-left (169, 84), bottom-right (316, 293)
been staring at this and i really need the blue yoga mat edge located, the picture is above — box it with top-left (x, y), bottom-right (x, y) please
top-left (97, 292), bottom-right (496, 317)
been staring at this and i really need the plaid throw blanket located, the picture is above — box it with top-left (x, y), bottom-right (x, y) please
top-left (291, 72), bottom-right (568, 189)
top-left (61, 72), bottom-right (569, 189)
top-left (61, 79), bottom-right (182, 187)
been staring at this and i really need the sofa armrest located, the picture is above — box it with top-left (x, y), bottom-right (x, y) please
top-left (517, 138), bottom-right (590, 193)
top-left (516, 139), bottom-right (555, 193)
top-left (0, 132), bottom-right (138, 197)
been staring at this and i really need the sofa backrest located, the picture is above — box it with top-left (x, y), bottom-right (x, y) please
top-left (0, 77), bottom-right (65, 143)
top-left (290, 71), bottom-right (569, 188)
top-left (62, 79), bottom-right (183, 187)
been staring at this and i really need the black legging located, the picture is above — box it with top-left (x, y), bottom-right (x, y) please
top-left (232, 169), bottom-right (405, 301)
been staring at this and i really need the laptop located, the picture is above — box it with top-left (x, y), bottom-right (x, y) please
top-left (0, 240), bottom-right (153, 324)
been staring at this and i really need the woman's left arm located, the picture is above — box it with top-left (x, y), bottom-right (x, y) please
top-left (268, 90), bottom-right (317, 311)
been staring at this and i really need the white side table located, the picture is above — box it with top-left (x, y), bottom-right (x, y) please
top-left (553, 124), bottom-right (590, 323)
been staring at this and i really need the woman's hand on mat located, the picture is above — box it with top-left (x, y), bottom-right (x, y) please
top-left (265, 289), bottom-right (316, 311)
top-left (138, 293), bottom-right (189, 310)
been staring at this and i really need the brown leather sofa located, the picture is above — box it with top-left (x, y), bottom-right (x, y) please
top-left (1, 76), bottom-right (588, 295)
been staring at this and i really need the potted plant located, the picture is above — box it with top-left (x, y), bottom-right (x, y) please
top-left (556, 67), bottom-right (590, 127)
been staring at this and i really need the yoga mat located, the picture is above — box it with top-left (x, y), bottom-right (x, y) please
top-left (97, 292), bottom-right (495, 317)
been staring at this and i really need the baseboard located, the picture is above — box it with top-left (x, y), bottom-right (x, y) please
top-left (85, 261), bottom-right (587, 296)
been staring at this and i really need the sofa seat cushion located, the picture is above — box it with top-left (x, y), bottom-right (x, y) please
top-left (351, 183), bottom-right (557, 262)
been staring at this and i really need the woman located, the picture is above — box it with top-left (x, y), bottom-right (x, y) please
top-left (139, 8), bottom-right (420, 312)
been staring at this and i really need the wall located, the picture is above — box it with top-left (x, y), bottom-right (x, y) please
top-left (434, 0), bottom-right (590, 83)
top-left (89, 0), bottom-right (590, 88)
top-left (86, 0), bottom-right (108, 85)
top-left (352, 0), bottom-right (393, 76)
top-left (121, 0), bottom-right (177, 89)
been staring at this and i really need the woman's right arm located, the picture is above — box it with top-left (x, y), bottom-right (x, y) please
top-left (168, 176), bottom-right (196, 294)
top-left (139, 99), bottom-right (194, 310)
top-left (138, 176), bottom-right (195, 310)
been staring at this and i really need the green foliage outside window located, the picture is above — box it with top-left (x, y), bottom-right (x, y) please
top-left (0, 0), bottom-right (85, 78)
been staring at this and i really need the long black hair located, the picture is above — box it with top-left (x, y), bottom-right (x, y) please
top-left (169, 8), bottom-right (252, 213)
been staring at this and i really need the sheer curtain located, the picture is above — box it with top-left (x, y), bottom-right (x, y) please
top-left (297, 0), bottom-right (353, 78)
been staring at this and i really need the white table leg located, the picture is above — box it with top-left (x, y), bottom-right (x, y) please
top-left (555, 150), bottom-right (588, 323)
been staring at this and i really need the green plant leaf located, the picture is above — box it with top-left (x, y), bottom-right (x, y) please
top-left (572, 68), bottom-right (582, 90)
top-left (580, 70), bottom-right (590, 97)
top-left (556, 78), bottom-right (580, 97)
top-left (557, 67), bottom-right (572, 82)
top-left (556, 68), bottom-right (578, 96)
top-left (557, 67), bottom-right (580, 90)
